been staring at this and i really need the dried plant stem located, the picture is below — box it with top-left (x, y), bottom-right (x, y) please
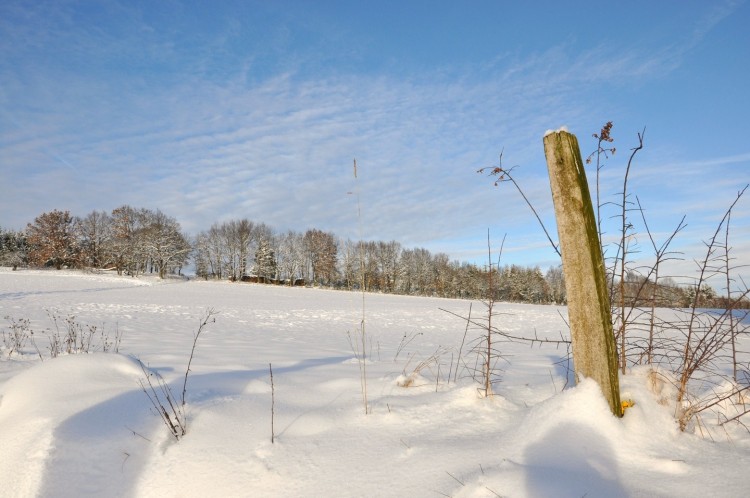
top-left (353, 158), bottom-right (369, 414)
top-left (182, 308), bottom-right (217, 408)
top-left (478, 151), bottom-right (560, 257)
top-left (616, 128), bottom-right (644, 374)
top-left (453, 302), bottom-right (472, 383)
top-left (269, 363), bottom-right (275, 444)
top-left (724, 208), bottom-right (738, 382)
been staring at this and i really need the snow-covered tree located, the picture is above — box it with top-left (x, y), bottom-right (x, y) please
top-left (545, 265), bottom-right (566, 304)
top-left (77, 210), bottom-right (112, 269)
top-left (0, 228), bottom-right (27, 270)
top-left (254, 237), bottom-right (278, 281)
top-left (192, 219), bottom-right (257, 281)
top-left (109, 205), bottom-right (142, 276)
top-left (221, 219), bottom-right (254, 281)
top-left (193, 223), bottom-right (230, 280)
top-left (192, 232), bottom-right (213, 280)
top-left (357, 240), bottom-right (379, 291)
top-left (141, 210), bottom-right (191, 278)
top-left (337, 238), bottom-right (359, 290)
top-left (375, 240), bottom-right (401, 292)
top-left (277, 230), bottom-right (304, 284)
top-left (432, 252), bottom-right (452, 297)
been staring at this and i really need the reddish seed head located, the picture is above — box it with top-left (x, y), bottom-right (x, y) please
top-left (600, 121), bottom-right (614, 142)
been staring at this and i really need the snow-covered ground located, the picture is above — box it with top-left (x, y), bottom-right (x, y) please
top-left (1, 268), bottom-right (748, 497)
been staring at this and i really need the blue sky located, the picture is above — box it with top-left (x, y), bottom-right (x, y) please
top-left (1, 1), bottom-right (749, 288)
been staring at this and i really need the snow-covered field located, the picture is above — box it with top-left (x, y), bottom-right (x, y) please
top-left (1, 268), bottom-right (748, 497)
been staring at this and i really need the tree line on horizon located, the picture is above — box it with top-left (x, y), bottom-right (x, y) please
top-left (1, 206), bottom-right (746, 309)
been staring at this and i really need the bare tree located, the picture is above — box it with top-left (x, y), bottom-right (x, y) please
top-left (236, 219), bottom-right (255, 280)
top-left (375, 240), bottom-right (401, 292)
top-left (223, 219), bottom-right (254, 281)
top-left (303, 229), bottom-right (338, 286)
top-left (76, 210), bottom-right (112, 269)
top-left (339, 238), bottom-right (359, 290)
top-left (545, 266), bottom-right (566, 304)
top-left (192, 232), bottom-right (214, 280)
top-left (193, 222), bottom-right (232, 280)
top-left (142, 210), bottom-right (191, 278)
top-left (109, 205), bottom-right (142, 276)
top-left (277, 230), bottom-right (304, 284)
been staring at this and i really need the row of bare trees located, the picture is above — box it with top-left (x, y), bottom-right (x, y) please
top-left (3, 201), bottom-right (742, 307)
top-left (3, 206), bottom-right (191, 278)
top-left (192, 222), bottom-right (338, 285)
top-left (3, 207), bottom-right (568, 302)
top-left (191, 221), bottom-right (563, 301)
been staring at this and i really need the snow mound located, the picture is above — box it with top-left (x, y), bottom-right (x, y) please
top-left (0, 354), bottom-right (149, 497)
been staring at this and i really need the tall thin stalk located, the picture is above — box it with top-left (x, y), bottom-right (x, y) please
top-left (353, 158), bottom-right (369, 414)
top-left (724, 209), bottom-right (737, 382)
top-left (480, 231), bottom-right (505, 397)
top-left (182, 308), bottom-right (217, 408)
top-left (587, 121), bottom-right (615, 246)
top-left (615, 129), bottom-right (644, 374)
top-left (483, 231), bottom-right (494, 397)
top-left (269, 363), bottom-right (275, 443)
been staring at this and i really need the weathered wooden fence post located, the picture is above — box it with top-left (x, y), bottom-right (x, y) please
top-left (543, 129), bottom-right (622, 417)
